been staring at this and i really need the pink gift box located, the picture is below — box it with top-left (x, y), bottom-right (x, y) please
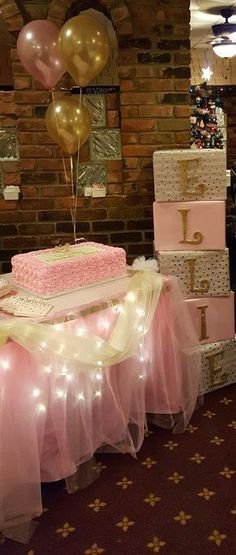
top-left (185, 292), bottom-right (235, 344)
top-left (153, 200), bottom-right (226, 251)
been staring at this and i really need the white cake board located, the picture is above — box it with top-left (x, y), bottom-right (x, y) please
top-left (3, 271), bottom-right (133, 318)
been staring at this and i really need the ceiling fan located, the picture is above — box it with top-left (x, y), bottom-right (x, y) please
top-left (212, 8), bottom-right (236, 37)
top-left (211, 8), bottom-right (236, 58)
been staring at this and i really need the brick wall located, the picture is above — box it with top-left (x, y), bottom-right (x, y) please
top-left (0, 0), bottom-right (191, 273)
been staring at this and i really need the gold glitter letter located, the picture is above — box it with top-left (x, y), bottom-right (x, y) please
top-left (186, 258), bottom-right (210, 294)
top-left (197, 304), bottom-right (209, 341)
top-left (207, 350), bottom-right (228, 387)
top-left (178, 157), bottom-right (206, 197)
top-left (178, 209), bottom-right (203, 245)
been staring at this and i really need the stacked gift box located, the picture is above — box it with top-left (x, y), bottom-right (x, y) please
top-left (153, 149), bottom-right (236, 394)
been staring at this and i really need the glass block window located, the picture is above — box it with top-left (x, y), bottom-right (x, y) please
top-left (0, 130), bottom-right (19, 161)
top-left (77, 163), bottom-right (106, 194)
top-left (90, 130), bottom-right (122, 161)
top-left (83, 95), bottom-right (106, 128)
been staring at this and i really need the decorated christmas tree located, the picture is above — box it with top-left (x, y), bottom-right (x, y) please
top-left (190, 81), bottom-right (224, 149)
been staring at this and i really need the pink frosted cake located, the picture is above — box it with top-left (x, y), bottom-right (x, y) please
top-left (11, 242), bottom-right (127, 296)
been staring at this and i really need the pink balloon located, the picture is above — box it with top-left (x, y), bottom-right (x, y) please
top-left (17, 20), bottom-right (65, 89)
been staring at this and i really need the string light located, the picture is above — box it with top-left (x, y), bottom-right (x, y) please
top-left (0, 272), bottom-right (159, 394)
top-left (56, 389), bottom-right (65, 398)
top-left (136, 307), bottom-right (145, 317)
top-left (125, 291), bottom-right (136, 303)
top-left (32, 388), bottom-right (41, 398)
top-left (75, 326), bottom-right (86, 336)
top-left (101, 319), bottom-right (109, 330)
top-left (77, 392), bottom-right (84, 401)
top-left (37, 403), bottom-right (46, 414)
top-left (113, 304), bottom-right (124, 314)
top-left (139, 339), bottom-right (147, 363)
top-left (95, 390), bottom-right (101, 398)
top-left (40, 341), bottom-right (47, 349)
top-left (1, 359), bottom-right (9, 370)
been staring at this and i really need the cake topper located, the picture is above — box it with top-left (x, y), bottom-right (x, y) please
top-left (54, 243), bottom-right (71, 255)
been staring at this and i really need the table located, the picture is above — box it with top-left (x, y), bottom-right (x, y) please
top-left (0, 271), bottom-right (201, 543)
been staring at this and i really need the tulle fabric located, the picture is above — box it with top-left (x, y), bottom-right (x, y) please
top-left (0, 275), bottom-right (202, 541)
top-left (144, 277), bottom-right (202, 432)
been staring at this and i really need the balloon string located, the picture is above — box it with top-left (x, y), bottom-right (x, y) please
top-left (51, 90), bottom-right (70, 187)
top-left (51, 89), bottom-right (75, 244)
top-left (72, 87), bottom-right (82, 244)
top-left (70, 155), bottom-right (77, 243)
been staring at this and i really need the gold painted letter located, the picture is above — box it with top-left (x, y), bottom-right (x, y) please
top-left (197, 304), bottom-right (209, 341)
top-left (206, 350), bottom-right (228, 387)
top-left (186, 258), bottom-right (210, 294)
top-left (178, 157), bottom-right (206, 196)
top-left (178, 209), bottom-right (203, 245)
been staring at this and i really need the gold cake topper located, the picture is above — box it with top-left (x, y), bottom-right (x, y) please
top-left (54, 243), bottom-right (71, 255)
top-left (36, 243), bottom-right (100, 264)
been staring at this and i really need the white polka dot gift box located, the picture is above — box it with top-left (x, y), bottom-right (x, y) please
top-left (153, 149), bottom-right (227, 202)
top-left (200, 336), bottom-right (236, 394)
top-left (157, 249), bottom-right (230, 298)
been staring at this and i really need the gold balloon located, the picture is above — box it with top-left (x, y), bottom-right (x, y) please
top-left (45, 96), bottom-right (91, 155)
top-left (59, 14), bottom-right (110, 87)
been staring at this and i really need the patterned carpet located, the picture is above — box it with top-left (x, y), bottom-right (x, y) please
top-left (1, 384), bottom-right (236, 555)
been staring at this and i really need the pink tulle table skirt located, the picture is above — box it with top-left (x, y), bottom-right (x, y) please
top-left (0, 275), bottom-right (202, 540)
